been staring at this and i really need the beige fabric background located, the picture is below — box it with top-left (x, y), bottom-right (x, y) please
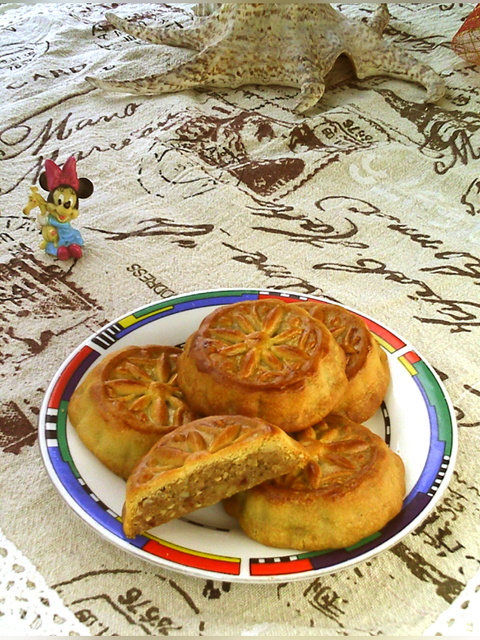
top-left (0, 2), bottom-right (479, 635)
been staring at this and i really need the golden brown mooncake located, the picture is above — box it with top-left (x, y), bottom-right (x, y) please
top-left (224, 414), bottom-right (405, 551)
top-left (122, 414), bottom-right (310, 538)
top-left (296, 301), bottom-right (390, 423)
top-left (176, 299), bottom-right (348, 433)
top-left (68, 345), bottom-right (196, 479)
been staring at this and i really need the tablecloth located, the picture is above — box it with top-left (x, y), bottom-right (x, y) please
top-left (0, 2), bottom-right (479, 636)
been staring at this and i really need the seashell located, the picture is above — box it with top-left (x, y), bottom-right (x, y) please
top-left (87, 3), bottom-right (445, 113)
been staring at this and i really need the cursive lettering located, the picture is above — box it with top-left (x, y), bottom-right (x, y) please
top-left (223, 240), bottom-right (321, 296)
top-left (0, 96), bottom-right (141, 193)
top-left (421, 251), bottom-right (480, 283)
top-left (312, 257), bottom-right (480, 332)
top-left (90, 217), bottom-right (213, 248)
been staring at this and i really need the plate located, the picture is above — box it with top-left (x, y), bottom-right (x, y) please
top-left (38, 288), bottom-right (457, 582)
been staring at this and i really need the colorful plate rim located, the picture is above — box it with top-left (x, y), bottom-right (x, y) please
top-left (38, 288), bottom-right (458, 582)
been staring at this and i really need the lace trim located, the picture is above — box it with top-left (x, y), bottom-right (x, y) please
top-left (0, 527), bottom-right (90, 636)
top-left (423, 568), bottom-right (480, 636)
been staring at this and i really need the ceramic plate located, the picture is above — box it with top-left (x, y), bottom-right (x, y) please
top-left (38, 289), bottom-right (457, 582)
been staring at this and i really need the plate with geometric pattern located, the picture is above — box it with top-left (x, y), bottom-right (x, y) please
top-left (38, 289), bottom-right (457, 582)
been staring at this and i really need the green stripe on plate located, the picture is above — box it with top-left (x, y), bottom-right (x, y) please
top-left (56, 400), bottom-right (80, 478)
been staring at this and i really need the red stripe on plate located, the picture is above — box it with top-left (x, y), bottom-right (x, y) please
top-left (403, 350), bottom-right (421, 364)
top-left (143, 540), bottom-right (241, 575)
top-left (250, 558), bottom-right (313, 576)
top-left (258, 293), bottom-right (302, 303)
top-left (49, 346), bottom-right (95, 409)
top-left (363, 319), bottom-right (405, 350)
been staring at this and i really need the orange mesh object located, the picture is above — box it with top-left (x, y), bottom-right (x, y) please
top-left (452, 4), bottom-right (480, 65)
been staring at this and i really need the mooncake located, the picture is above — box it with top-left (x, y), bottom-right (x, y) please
top-left (68, 345), bottom-right (196, 479)
top-left (297, 301), bottom-right (390, 422)
top-left (122, 414), bottom-right (309, 538)
top-left (176, 298), bottom-right (348, 432)
top-left (224, 414), bottom-right (405, 551)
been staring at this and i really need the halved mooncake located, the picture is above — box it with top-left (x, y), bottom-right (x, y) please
top-left (224, 414), bottom-right (405, 551)
top-left (176, 298), bottom-right (348, 432)
top-left (122, 414), bottom-right (310, 538)
top-left (68, 345), bottom-right (196, 479)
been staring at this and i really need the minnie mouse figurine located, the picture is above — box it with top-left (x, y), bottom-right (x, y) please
top-left (23, 156), bottom-right (94, 260)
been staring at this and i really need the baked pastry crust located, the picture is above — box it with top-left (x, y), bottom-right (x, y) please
top-left (176, 299), bottom-right (348, 432)
top-left (296, 301), bottom-right (390, 422)
top-left (122, 414), bottom-right (310, 538)
top-left (224, 414), bottom-right (405, 551)
top-left (68, 345), bottom-right (196, 479)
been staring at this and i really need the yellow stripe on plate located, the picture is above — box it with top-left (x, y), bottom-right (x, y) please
top-left (119, 306), bottom-right (174, 329)
top-left (398, 355), bottom-right (417, 375)
top-left (373, 334), bottom-right (396, 353)
top-left (115, 516), bottom-right (240, 562)
top-left (147, 533), bottom-right (241, 562)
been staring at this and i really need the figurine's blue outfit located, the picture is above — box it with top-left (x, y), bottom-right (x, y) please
top-left (45, 215), bottom-right (83, 256)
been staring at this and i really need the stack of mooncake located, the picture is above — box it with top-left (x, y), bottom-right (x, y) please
top-left (68, 298), bottom-right (405, 550)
